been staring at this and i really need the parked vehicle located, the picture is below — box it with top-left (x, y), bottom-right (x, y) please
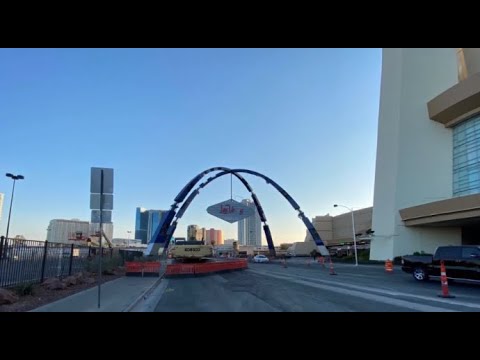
top-left (401, 245), bottom-right (480, 282)
top-left (253, 255), bottom-right (269, 263)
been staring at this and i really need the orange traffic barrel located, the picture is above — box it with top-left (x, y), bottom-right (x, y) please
top-left (385, 259), bottom-right (393, 273)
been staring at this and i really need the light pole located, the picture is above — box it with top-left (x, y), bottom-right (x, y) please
top-left (5, 173), bottom-right (24, 241)
top-left (127, 231), bottom-right (132, 248)
top-left (334, 204), bottom-right (358, 266)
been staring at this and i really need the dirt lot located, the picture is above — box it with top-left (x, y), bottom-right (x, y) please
top-left (0, 273), bottom-right (123, 312)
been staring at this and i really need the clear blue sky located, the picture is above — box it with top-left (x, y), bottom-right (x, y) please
top-left (0, 48), bottom-right (381, 244)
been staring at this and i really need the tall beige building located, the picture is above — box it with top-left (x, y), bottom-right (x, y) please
top-left (187, 225), bottom-right (203, 240)
top-left (371, 48), bottom-right (480, 260)
top-left (306, 207), bottom-right (372, 246)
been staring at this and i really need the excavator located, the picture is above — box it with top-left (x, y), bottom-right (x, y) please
top-left (168, 239), bottom-right (213, 262)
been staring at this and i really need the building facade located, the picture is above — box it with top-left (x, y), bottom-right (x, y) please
top-left (237, 199), bottom-right (262, 246)
top-left (371, 48), bottom-right (480, 260)
top-left (89, 222), bottom-right (114, 242)
top-left (135, 207), bottom-right (148, 243)
top-left (46, 219), bottom-right (90, 244)
top-left (135, 207), bottom-right (166, 244)
top-left (306, 207), bottom-right (373, 246)
top-left (111, 238), bottom-right (143, 247)
top-left (224, 238), bottom-right (236, 245)
top-left (147, 210), bottom-right (164, 245)
top-left (187, 225), bottom-right (203, 241)
top-left (204, 228), bottom-right (223, 245)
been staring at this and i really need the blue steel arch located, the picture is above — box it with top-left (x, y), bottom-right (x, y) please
top-left (145, 168), bottom-right (276, 256)
top-left (174, 170), bottom-right (276, 256)
top-left (146, 167), bottom-right (244, 256)
top-left (145, 168), bottom-right (329, 257)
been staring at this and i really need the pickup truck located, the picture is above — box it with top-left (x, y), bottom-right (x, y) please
top-left (401, 245), bottom-right (480, 282)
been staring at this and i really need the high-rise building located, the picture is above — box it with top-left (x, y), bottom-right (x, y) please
top-left (47, 219), bottom-right (90, 244)
top-left (187, 225), bottom-right (203, 240)
top-left (371, 48), bottom-right (480, 260)
top-left (203, 228), bottom-right (223, 245)
top-left (237, 199), bottom-right (262, 246)
top-left (135, 207), bottom-right (167, 244)
top-left (0, 193), bottom-right (4, 221)
top-left (147, 210), bottom-right (164, 245)
top-left (215, 229), bottom-right (223, 245)
top-left (135, 207), bottom-right (148, 243)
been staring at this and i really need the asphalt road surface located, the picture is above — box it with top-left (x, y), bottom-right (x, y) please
top-left (153, 261), bottom-right (480, 312)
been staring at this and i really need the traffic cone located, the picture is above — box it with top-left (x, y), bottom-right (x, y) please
top-left (329, 257), bottom-right (337, 275)
top-left (385, 259), bottom-right (393, 273)
top-left (438, 260), bottom-right (455, 298)
top-left (319, 257), bottom-right (326, 268)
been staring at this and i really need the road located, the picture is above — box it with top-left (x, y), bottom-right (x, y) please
top-left (153, 261), bottom-right (480, 312)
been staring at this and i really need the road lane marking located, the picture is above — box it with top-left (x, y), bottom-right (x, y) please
top-left (247, 269), bottom-right (458, 312)
top-left (252, 268), bottom-right (403, 293)
top-left (252, 268), bottom-right (480, 310)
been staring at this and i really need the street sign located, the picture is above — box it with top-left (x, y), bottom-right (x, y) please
top-left (207, 199), bottom-right (254, 223)
top-left (90, 194), bottom-right (114, 210)
top-left (91, 210), bottom-right (112, 223)
top-left (90, 167), bottom-right (114, 194)
top-left (89, 167), bottom-right (114, 310)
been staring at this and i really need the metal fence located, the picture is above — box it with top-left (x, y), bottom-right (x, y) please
top-left (0, 236), bottom-right (117, 289)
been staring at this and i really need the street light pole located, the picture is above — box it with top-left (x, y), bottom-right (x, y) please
top-left (5, 173), bottom-right (24, 241)
top-left (350, 209), bottom-right (358, 266)
top-left (334, 204), bottom-right (358, 266)
top-left (127, 231), bottom-right (132, 248)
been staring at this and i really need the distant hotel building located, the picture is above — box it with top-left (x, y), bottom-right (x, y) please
top-left (135, 207), bottom-right (167, 244)
top-left (224, 238), bottom-right (236, 245)
top-left (306, 207), bottom-right (373, 246)
top-left (46, 219), bottom-right (90, 243)
top-left (186, 225), bottom-right (224, 245)
top-left (238, 199), bottom-right (261, 246)
top-left (187, 225), bottom-right (203, 241)
top-left (204, 228), bottom-right (223, 245)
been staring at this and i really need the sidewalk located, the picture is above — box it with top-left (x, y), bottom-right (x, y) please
top-left (31, 276), bottom-right (161, 312)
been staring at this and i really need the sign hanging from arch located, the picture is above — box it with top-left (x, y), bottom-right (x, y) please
top-left (207, 199), bottom-right (254, 223)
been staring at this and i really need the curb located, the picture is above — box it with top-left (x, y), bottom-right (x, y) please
top-left (122, 272), bottom-right (165, 312)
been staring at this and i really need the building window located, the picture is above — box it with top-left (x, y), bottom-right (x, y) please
top-left (453, 114), bottom-right (480, 196)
